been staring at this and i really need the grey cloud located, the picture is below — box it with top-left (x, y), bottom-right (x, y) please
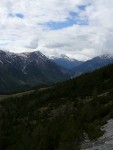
top-left (25, 38), bottom-right (39, 49)
top-left (0, 0), bottom-right (113, 60)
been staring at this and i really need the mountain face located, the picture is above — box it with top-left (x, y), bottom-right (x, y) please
top-left (0, 50), bottom-right (69, 93)
top-left (51, 54), bottom-right (83, 69)
top-left (72, 54), bottom-right (113, 77)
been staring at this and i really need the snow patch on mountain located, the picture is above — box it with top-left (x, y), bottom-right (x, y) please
top-left (50, 55), bottom-right (77, 62)
top-left (50, 54), bottom-right (84, 69)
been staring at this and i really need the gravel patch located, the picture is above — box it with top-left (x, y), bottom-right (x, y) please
top-left (81, 119), bottom-right (113, 150)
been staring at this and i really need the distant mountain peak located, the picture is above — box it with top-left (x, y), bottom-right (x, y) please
top-left (60, 54), bottom-right (77, 61)
top-left (50, 54), bottom-right (77, 61)
top-left (50, 54), bottom-right (83, 69)
top-left (72, 53), bottom-right (113, 77)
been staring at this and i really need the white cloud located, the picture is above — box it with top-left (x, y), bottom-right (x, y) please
top-left (0, 0), bottom-right (113, 60)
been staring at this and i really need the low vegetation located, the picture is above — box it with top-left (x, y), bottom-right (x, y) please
top-left (0, 64), bottom-right (113, 150)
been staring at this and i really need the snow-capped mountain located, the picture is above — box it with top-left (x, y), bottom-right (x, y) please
top-left (72, 54), bottom-right (113, 77)
top-left (0, 50), bottom-right (70, 93)
top-left (50, 54), bottom-right (83, 69)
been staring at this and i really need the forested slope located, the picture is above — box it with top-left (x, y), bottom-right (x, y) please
top-left (0, 64), bottom-right (113, 150)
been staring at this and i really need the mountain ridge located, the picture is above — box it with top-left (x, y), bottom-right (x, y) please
top-left (0, 50), bottom-right (69, 93)
top-left (50, 54), bottom-right (83, 69)
top-left (72, 54), bottom-right (113, 77)
top-left (0, 50), bottom-right (113, 93)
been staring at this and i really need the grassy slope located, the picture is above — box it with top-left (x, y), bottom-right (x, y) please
top-left (0, 65), bottom-right (113, 150)
top-left (0, 90), bottom-right (34, 101)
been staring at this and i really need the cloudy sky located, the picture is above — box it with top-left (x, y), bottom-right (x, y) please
top-left (0, 0), bottom-right (113, 60)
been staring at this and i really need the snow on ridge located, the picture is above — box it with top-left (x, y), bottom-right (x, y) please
top-left (50, 54), bottom-right (78, 62)
top-left (50, 54), bottom-right (91, 61)
top-left (0, 50), bottom-right (50, 65)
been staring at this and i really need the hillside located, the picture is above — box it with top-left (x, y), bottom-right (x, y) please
top-left (0, 64), bottom-right (113, 149)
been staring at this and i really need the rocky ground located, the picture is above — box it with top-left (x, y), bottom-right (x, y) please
top-left (81, 119), bottom-right (113, 150)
